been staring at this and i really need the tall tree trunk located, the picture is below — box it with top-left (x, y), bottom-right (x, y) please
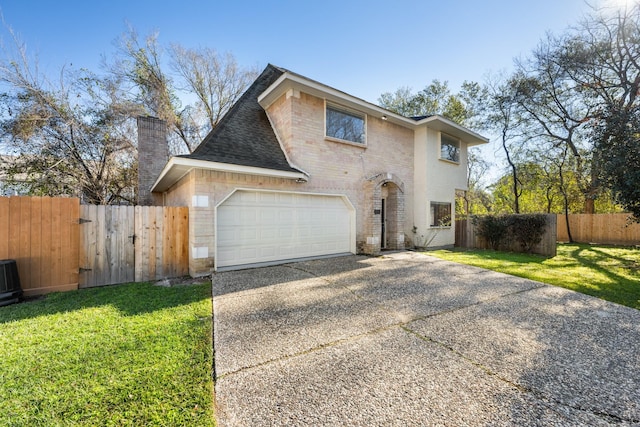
top-left (511, 165), bottom-right (520, 213)
top-left (502, 129), bottom-right (520, 213)
top-left (583, 150), bottom-right (600, 214)
top-left (558, 148), bottom-right (573, 242)
top-left (584, 197), bottom-right (595, 214)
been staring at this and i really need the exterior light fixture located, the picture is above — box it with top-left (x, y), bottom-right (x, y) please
top-left (381, 115), bottom-right (388, 121)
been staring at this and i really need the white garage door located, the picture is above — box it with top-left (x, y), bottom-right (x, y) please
top-left (216, 190), bottom-right (353, 270)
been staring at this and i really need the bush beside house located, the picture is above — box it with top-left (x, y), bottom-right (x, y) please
top-left (457, 213), bottom-right (557, 257)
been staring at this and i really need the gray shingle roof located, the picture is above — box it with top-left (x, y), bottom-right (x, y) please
top-left (410, 115), bottom-right (433, 121)
top-left (179, 64), bottom-right (300, 173)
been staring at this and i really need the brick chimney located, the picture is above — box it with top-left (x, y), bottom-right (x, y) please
top-left (137, 116), bottom-right (168, 206)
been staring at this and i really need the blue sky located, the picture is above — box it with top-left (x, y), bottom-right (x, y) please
top-left (0, 0), bottom-right (621, 173)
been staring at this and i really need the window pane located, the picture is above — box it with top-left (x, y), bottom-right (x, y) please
top-left (430, 202), bottom-right (451, 227)
top-left (441, 134), bottom-right (460, 162)
top-left (326, 106), bottom-right (365, 144)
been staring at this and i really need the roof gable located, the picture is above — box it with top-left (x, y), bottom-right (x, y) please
top-left (258, 68), bottom-right (488, 147)
top-left (181, 65), bottom-right (300, 173)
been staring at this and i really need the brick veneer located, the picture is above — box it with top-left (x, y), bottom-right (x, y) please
top-left (163, 91), bottom-right (415, 275)
top-left (137, 116), bottom-right (168, 206)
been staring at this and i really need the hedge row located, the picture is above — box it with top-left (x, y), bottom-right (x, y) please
top-left (472, 214), bottom-right (548, 253)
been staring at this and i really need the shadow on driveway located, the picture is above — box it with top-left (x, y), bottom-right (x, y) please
top-left (213, 252), bottom-right (640, 426)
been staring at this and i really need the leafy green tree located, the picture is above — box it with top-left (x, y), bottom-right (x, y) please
top-left (378, 79), bottom-right (486, 127)
top-left (505, 4), bottom-right (640, 217)
top-left (594, 106), bottom-right (640, 220)
top-left (377, 86), bottom-right (422, 118)
top-left (489, 160), bottom-right (619, 216)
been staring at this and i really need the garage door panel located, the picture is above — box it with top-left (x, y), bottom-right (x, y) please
top-left (278, 228), bottom-right (294, 239)
top-left (217, 209), bottom-right (237, 224)
top-left (258, 228), bottom-right (277, 240)
top-left (239, 247), bottom-right (259, 260)
top-left (258, 246), bottom-right (277, 258)
top-left (260, 209), bottom-right (277, 222)
top-left (277, 209), bottom-right (293, 222)
top-left (217, 227), bottom-right (237, 244)
top-left (239, 209), bottom-right (258, 223)
top-left (239, 228), bottom-right (258, 241)
top-left (277, 192), bottom-right (294, 204)
top-left (216, 190), bottom-right (352, 269)
top-left (217, 247), bottom-right (238, 264)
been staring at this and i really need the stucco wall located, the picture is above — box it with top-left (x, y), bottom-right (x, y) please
top-left (414, 127), bottom-right (469, 248)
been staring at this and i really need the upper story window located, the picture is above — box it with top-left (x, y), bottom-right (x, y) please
top-left (440, 133), bottom-right (460, 163)
top-left (325, 104), bottom-right (366, 144)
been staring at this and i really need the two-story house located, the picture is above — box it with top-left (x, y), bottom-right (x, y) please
top-left (141, 64), bottom-right (487, 276)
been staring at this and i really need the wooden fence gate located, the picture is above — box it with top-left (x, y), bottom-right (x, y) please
top-left (1, 197), bottom-right (189, 294)
top-left (80, 205), bottom-right (188, 288)
top-left (79, 206), bottom-right (135, 287)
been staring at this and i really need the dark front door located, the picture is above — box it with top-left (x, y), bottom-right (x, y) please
top-left (381, 198), bottom-right (386, 249)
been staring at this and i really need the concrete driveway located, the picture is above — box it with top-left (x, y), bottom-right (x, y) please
top-left (212, 252), bottom-right (640, 426)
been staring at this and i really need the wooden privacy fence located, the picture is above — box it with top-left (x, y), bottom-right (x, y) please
top-left (557, 213), bottom-right (640, 245)
top-left (80, 205), bottom-right (189, 287)
top-left (0, 196), bottom-right (80, 296)
top-left (455, 214), bottom-right (558, 257)
top-left (0, 196), bottom-right (189, 296)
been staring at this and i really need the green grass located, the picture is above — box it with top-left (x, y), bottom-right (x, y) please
top-left (428, 243), bottom-right (640, 310)
top-left (0, 282), bottom-right (214, 427)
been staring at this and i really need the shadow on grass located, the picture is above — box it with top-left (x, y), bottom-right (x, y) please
top-left (440, 248), bottom-right (549, 265)
top-left (441, 243), bottom-right (640, 309)
top-left (567, 245), bottom-right (640, 306)
top-left (0, 281), bottom-right (212, 324)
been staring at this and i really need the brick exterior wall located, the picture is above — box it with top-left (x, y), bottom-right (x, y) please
top-left (137, 116), bottom-right (168, 206)
top-left (162, 90), bottom-right (473, 276)
top-left (164, 168), bottom-right (308, 276)
top-left (267, 92), bottom-right (414, 255)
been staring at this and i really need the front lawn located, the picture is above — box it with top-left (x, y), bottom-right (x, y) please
top-left (428, 243), bottom-right (640, 310)
top-left (0, 282), bottom-right (214, 427)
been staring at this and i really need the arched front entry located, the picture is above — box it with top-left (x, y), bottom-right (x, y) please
top-left (363, 173), bottom-right (405, 255)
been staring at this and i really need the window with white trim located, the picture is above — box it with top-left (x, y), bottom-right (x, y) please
top-left (440, 133), bottom-right (460, 163)
top-left (430, 202), bottom-right (452, 227)
top-left (325, 104), bottom-right (365, 144)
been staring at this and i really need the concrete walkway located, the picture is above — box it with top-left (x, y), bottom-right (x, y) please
top-left (212, 252), bottom-right (640, 426)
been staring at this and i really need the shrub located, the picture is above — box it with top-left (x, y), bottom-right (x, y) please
top-left (472, 215), bottom-right (509, 250)
top-left (472, 214), bottom-right (548, 253)
top-left (508, 214), bottom-right (548, 253)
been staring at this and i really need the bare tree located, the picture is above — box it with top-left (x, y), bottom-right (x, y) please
top-left (170, 46), bottom-right (257, 130)
top-left (511, 39), bottom-right (597, 213)
top-left (110, 29), bottom-right (257, 153)
top-left (506, 4), bottom-right (640, 215)
top-left (463, 149), bottom-right (492, 215)
top-left (483, 74), bottom-right (525, 213)
top-left (0, 26), bottom-right (138, 204)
